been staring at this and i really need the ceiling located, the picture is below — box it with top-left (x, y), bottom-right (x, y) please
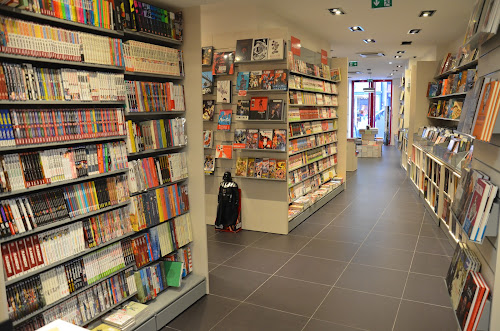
top-left (152, 0), bottom-right (475, 80)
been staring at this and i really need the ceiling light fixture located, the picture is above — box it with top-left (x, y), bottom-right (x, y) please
top-left (408, 29), bottom-right (421, 34)
top-left (419, 10), bottom-right (436, 17)
top-left (363, 39), bottom-right (376, 43)
top-left (349, 26), bottom-right (364, 32)
top-left (394, 55), bottom-right (402, 58)
top-left (396, 65), bottom-right (402, 68)
top-left (328, 8), bottom-right (345, 15)
top-left (356, 71), bottom-right (363, 74)
top-left (396, 50), bottom-right (405, 54)
top-left (401, 41), bottom-right (412, 45)
top-left (389, 62), bottom-right (393, 64)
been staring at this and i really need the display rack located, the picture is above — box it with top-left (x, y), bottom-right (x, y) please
top-left (0, 4), bottom-right (208, 331)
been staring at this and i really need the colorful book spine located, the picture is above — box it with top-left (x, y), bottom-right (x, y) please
top-left (123, 40), bottom-right (182, 76)
top-left (125, 80), bottom-right (185, 113)
top-left (125, 118), bottom-right (186, 154)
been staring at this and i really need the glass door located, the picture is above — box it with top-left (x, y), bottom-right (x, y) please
top-left (350, 80), bottom-right (392, 141)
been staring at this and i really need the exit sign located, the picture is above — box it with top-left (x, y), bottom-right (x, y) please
top-left (368, 79), bottom-right (373, 82)
top-left (349, 61), bottom-right (358, 67)
top-left (372, 0), bottom-right (392, 9)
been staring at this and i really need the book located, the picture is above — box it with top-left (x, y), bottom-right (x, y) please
top-left (268, 39), bottom-right (285, 60)
top-left (456, 271), bottom-right (480, 330)
top-left (202, 47), bottom-right (213, 65)
top-left (235, 100), bottom-right (250, 121)
top-left (204, 155), bottom-right (215, 174)
top-left (217, 110), bottom-right (232, 131)
top-left (475, 183), bottom-right (498, 243)
top-left (247, 158), bottom-right (256, 177)
top-left (217, 80), bottom-right (232, 103)
top-left (212, 51), bottom-right (235, 75)
top-left (261, 70), bottom-right (275, 90)
top-left (235, 157), bottom-right (249, 177)
top-left (202, 71), bottom-right (214, 95)
top-left (251, 38), bottom-right (268, 61)
top-left (463, 178), bottom-right (491, 238)
top-left (133, 262), bottom-right (167, 303)
top-left (234, 129), bottom-right (247, 149)
top-left (215, 145), bottom-right (233, 159)
top-left (123, 40), bottom-right (182, 76)
top-left (331, 68), bottom-right (341, 81)
top-left (272, 70), bottom-right (288, 90)
top-left (126, 118), bottom-right (187, 154)
top-left (203, 100), bottom-right (215, 121)
top-left (203, 130), bottom-right (213, 148)
top-left (163, 261), bottom-right (183, 287)
top-left (446, 100), bottom-right (464, 119)
top-left (249, 71), bottom-right (262, 90)
top-left (103, 312), bottom-right (135, 329)
top-left (268, 99), bottom-right (284, 121)
top-left (472, 81), bottom-right (500, 142)
top-left (235, 39), bottom-right (253, 62)
top-left (259, 129), bottom-right (273, 149)
top-left (273, 129), bottom-right (287, 151)
top-left (249, 97), bottom-right (269, 120)
top-left (254, 158), bottom-right (263, 177)
top-left (236, 72), bottom-right (250, 91)
top-left (261, 158), bottom-right (270, 178)
top-left (246, 129), bottom-right (259, 149)
top-left (275, 160), bottom-right (287, 180)
top-left (91, 324), bottom-right (121, 331)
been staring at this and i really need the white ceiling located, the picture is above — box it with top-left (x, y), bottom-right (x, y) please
top-left (153, 0), bottom-right (475, 80)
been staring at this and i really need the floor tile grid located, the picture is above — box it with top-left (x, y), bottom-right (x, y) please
top-left (390, 210), bottom-right (425, 331)
top-left (301, 183), bottom-right (407, 331)
top-left (208, 203), bottom-right (356, 331)
top-left (206, 233), bottom-right (264, 272)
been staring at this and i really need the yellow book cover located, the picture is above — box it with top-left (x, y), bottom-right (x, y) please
top-left (91, 323), bottom-right (121, 331)
top-left (160, 119), bottom-right (168, 147)
top-left (127, 120), bottom-right (136, 153)
top-left (156, 189), bottom-right (164, 222)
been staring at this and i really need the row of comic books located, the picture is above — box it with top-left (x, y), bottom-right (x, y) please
top-left (289, 75), bottom-right (338, 94)
top-left (289, 180), bottom-right (343, 219)
top-left (0, 174), bottom-right (129, 239)
top-left (428, 99), bottom-right (464, 120)
top-left (235, 157), bottom-right (286, 180)
top-left (427, 69), bottom-right (476, 97)
top-left (289, 154), bottom-right (337, 187)
top-left (233, 129), bottom-right (286, 151)
top-left (123, 40), bottom-right (182, 76)
top-left (289, 91), bottom-right (338, 106)
top-left (288, 107), bottom-right (337, 122)
top-left (125, 118), bottom-right (186, 154)
top-left (289, 132), bottom-right (337, 155)
top-left (128, 182), bottom-right (189, 231)
top-left (289, 147), bottom-right (337, 171)
top-left (289, 120), bottom-right (335, 138)
top-left (236, 70), bottom-right (287, 91)
top-left (288, 51), bottom-right (333, 81)
top-left (0, 141), bottom-right (128, 193)
top-left (83, 207), bottom-right (132, 249)
top-left (0, 16), bottom-right (124, 66)
top-left (0, 63), bottom-right (127, 101)
top-left (128, 152), bottom-right (187, 194)
top-left (125, 81), bottom-right (185, 113)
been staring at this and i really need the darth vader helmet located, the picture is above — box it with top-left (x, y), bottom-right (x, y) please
top-left (223, 171), bottom-right (232, 182)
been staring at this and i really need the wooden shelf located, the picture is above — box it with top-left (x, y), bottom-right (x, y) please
top-left (0, 53), bottom-right (124, 71)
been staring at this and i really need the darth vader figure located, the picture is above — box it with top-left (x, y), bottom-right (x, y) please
top-left (215, 171), bottom-right (241, 232)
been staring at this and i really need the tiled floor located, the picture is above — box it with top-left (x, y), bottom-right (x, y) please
top-left (164, 146), bottom-right (458, 331)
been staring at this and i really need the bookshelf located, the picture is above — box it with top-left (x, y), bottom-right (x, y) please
top-left (0, 3), bottom-right (208, 331)
top-left (203, 42), bottom-right (347, 234)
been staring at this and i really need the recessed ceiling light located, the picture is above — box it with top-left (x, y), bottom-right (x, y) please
top-left (395, 55), bottom-right (402, 58)
top-left (419, 10), bottom-right (436, 17)
top-left (356, 71), bottom-right (363, 74)
top-left (390, 73), bottom-right (394, 76)
top-left (396, 50), bottom-right (405, 54)
top-left (396, 65), bottom-right (402, 68)
top-left (363, 39), bottom-right (376, 43)
top-left (408, 29), bottom-right (421, 34)
top-left (401, 41), bottom-right (412, 45)
top-left (389, 62), bottom-right (393, 64)
top-left (328, 8), bottom-right (345, 15)
top-left (349, 26), bottom-right (364, 32)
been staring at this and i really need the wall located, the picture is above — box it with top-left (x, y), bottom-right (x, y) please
top-left (391, 81), bottom-right (403, 145)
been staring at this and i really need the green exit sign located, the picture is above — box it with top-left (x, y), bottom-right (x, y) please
top-left (349, 61), bottom-right (358, 67)
top-left (372, 0), bottom-right (392, 8)
top-left (368, 79), bottom-right (373, 82)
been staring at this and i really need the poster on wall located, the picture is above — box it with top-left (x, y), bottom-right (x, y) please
top-left (291, 36), bottom-right (301, 56)
top-left (321, 49), bottom-right (328, 65)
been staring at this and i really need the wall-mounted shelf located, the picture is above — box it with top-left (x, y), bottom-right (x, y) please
top-left (434, 59), bottom-right (479, 80)
top-left (0, 136), bottom-right (126, 154)
top-left (289, 87), bottom-right (338, 95)
top-left (125, 71), bottom-right (183, 81)
top-left (428, 92), bottom-right (468, 100)
top-left (123, 29), bottom-right (182, 46)
top-left (289, 70), bottom-right (338, 83)
top-left (0, 53), bottom-right (124, 71)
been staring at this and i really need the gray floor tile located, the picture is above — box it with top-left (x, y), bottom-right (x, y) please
top-left (207, 241), bottom-right (245, 264)
top-left (212, 230), bottom-right (265, 246)
top-left (403, 273), bottom-right (451, 307)
top-left (416, 236), bottom-right (451, 256)
top-left (336, 263), bottom-right (408, 298)
top-left (411, 252), bottom-right (451, 277)
top-left (246, 276), bottom-right (329, 317)
top-left (353, 244), bottom-right (414, 271)
top-left (440, 239), bottom-right (455, 256)
top-left (251, 233), bottom-right (310, 253)
top-left (276, 255), bottom-right (347, 285)
top-left (289, 222), bottom-right (326, 238)
top-left (303, 319), bottom-right (365, 331)
top-left (212, 303), bottom-right (308, 331)
top-left (209, 265), bottom-right (269, 301)
top-left (364, 230), bottom-right (418, 251)
top-left (223, 247), bottom-right (292, 274)
top-left (420, 223), bottom-right (449, 239)
top-left (380, 211), bottom-right (424, 223)
top-left (313, 287), bottom-right (400, 331)
top-left (208, 263), bottom-right (219, 272)
top-left (332, 215), bottom-right (378, 230)
top-left (393, 300), bottom-right (457, 331)
top-left (167, 295), bottom-right (238, 331)
top-left (316, 225), bottom-right (370, 244)
top-left (305, 211), bottom-right (337, 225)
top-left (374, 218), bottom-right (422, 235)
top-left (206, 225), bottom-right (216, 238)
top-left (299, 239), bottom-right (360, 262)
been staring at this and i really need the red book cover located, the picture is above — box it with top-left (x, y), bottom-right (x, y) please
top-left (249, 97), bottom-right (268, 120)
top-left (31, 235), bottom-right (45, 267)
top-left (8, 241), bottom-right (23, 275)
top-left (16, 239), bottom-right (30, 273)
top-left (1, 244), bottom-right (14, 279)
top-left (24, 237), bottom-right (37, 270)
top-left (467, 272), bottom-right (486, 331)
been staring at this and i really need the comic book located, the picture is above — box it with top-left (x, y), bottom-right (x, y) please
top-left (234, 129), bottom-right (247, 149)
top-left (236, 72), bottom-right (250, 91)
top-left (235, 157), bottom-right (248, 177)
top-left (246, 129), bottom-right (258, 149)
top-left (235, 100), bottom-right (250, 121)
top-left (203, 100), bottom-right (215, 121)
top-left (259, 129), bottom-right (273, 149)
top-left (212, 51), bottom-right (235, 75)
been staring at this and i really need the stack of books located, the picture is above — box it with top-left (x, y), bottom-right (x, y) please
top-left (103, 311), bottom-right (135, 331)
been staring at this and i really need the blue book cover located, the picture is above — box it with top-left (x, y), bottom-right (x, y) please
top-left (217, 110), bottom-right (232, 131)
top-left (236, 72), bottom-right (250, 91)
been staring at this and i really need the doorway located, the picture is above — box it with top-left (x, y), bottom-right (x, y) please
top-left (350, 80), bottom-right (392, 142)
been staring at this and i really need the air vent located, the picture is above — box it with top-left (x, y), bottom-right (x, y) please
top-left (348, 71), bottom-right (363, 75)
top-left (357, 52), bottom-right (385, 58)
top-left (401, 41), bottom-right (412, 45)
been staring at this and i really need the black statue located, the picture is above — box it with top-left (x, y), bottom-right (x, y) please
top-left (215, 171), bottom-right (240, 231)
